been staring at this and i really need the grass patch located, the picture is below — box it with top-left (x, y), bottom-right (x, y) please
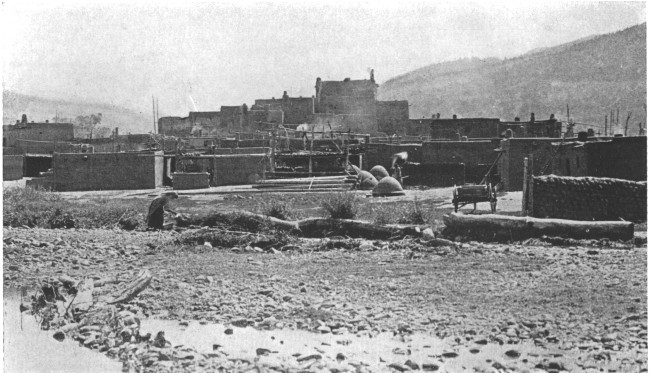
top-left (258, 199), bottom-right (300, 220)
top-left (3, 186), bottom-right (146, 229)
top-left (321, 192), bottom-right (360, 219)
top-left (371, 198), bottom-right (430, 225)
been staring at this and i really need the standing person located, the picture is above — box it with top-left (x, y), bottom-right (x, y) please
top-left (146, 191), bottom-right (179, 230)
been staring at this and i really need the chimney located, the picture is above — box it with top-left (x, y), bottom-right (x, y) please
top-left (550, 113), bottom-right (555, 120)
top-left (452, 114), bottom-right (457, 119)
top-left (530, 112), bottom-right (535, 122)
top-left (344, 78), bottom-right (351, 82)
top-left (45, 120), bottom-right (49, 123)
top-left (514, 116), bottom-right (520, 122)
top-left (577, 131), bottom-right (588, 142)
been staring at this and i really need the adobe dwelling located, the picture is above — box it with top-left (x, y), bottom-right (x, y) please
top-left (3, 115), bottom-right (74, 148)
top-left (314, 71), bottom-right (409, 134)
top-left (158, 71), bottom-right (411, 137)
top-left (404, 113), bottom-right (563, 139)
top-left (550, 135), bottom-right (646, 181)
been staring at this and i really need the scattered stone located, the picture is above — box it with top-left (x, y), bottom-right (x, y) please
top-left (505, 349), bottom-right (521, 358)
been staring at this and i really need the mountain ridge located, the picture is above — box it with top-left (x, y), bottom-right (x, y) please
top-left (378, 23), bottom-right (647, 134)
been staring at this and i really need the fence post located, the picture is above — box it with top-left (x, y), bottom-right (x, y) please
top-left (522, 157), bottom-right (529, 215)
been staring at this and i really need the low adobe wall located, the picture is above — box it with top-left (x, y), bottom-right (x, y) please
top-left (3, 155), bottom-right (23, 180)
top-left (172, 172), bottom-right (210, 190)
top-left (531, 175), bottom-right (647, 222)
top-left (52, 151), bottom-right (163, 191)
top-left (363, 144), bottom-right (422, 170)
top-left (176, 154), bottom-right (269, 186)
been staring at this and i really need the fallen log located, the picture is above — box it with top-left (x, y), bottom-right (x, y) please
top-left (442, 213), bottom-right (634, 241)
top-left (177, 211), bottom-right (422, 239)
top-left (107, 270), bottom-right (153, 304)
top-left (176, 211), bottom-right (300, 232)
top-left (298, 218), bottom-right (419, 239)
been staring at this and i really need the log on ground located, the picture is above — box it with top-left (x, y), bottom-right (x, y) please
top-left (442, 213), bottom-right (634, 241)
top-left (298, 218), bottom-right (418, 239)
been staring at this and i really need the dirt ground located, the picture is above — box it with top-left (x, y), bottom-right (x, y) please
top-left (3, 199), bottom-right (647, 373)
top-left (3, 182), bottom-right (648, 372)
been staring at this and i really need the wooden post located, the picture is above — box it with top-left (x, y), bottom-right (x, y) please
top-left (309, 125), bottom-right (314, 175)
top-left (625, 111), bottom-right (632, 136)
top-left (605, 115), bottom-right (608, 136)
top-left (522, 157), bottom-right (529, 216)
top-left (270, 128), bottom-right (276, 173)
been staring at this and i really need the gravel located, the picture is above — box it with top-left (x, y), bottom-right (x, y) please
top-left (3, 227), bottom-right (647, 372)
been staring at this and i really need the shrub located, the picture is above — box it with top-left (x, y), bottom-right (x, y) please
top-left (48, 209), bottom-right (77, 229)
top-left (260, 199), bottom-right (296, 221)
top-left (371, 203), bottom-right (394, 225)
top-left (321, 192), bottom-right (360, 219)
top-left (396, 198), bottom-right (428, 225)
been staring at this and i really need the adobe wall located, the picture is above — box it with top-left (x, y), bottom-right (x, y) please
top-left (212, 147), bottom-right (269, 155)
top-left (531, 175), bottom-right (646, 222)
top-left (3, 123), bottom-right (74, 147)
top-left (16, 139), bottom-right (86, 154)
top-left (430, 118), bottom-right (501, 140)
top-left (421, 141), bottom-right (499, 166)
top-left (172, 172), bottom-right (210, 190)
top-left (404, 119), bottom-right (433, 137)
top-left (403, 163), bottom-right (465, 187)
top-left (255, 97), bottom-right (314, 124)
top-left (364, 144), bottom-right (422, 170)
top-left (377, 100), bottom-right (409, 135)
top-left (176, 155), bottom-right (268, 186)
top-left (585, 136), bottom-right (646, 181)
top-left (158, 117), bottom-right (191, 136)
top-left (3, 155), bottom-right (23, 180)
top-left (550, 144), bottom-right (589, 177)
top-left (499, 138), bottom-right (557, 191)
top-left (52, 151), bottom-right (163, 191)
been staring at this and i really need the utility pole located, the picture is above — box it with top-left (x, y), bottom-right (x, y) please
top-left (625, 111), bottom-right (632, 136)
top-left (566, 104), bottom-right (570, 122)
top-left (152, 95), bottom-right (156, 134)
top-left (604, 114), bottom-right (608, 136)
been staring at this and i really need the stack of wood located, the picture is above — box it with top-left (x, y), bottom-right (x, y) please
top-left (253, 175), bottom-right (357, 193)
top-left (532, 175), bottom-right (647, 222)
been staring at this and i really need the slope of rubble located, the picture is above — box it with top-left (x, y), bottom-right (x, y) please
top-left (3, 227), bottom-right (647, 372)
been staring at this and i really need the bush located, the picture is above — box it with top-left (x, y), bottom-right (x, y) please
top-left (321, 192), bottom-right (360, 219)
top-left (396, 198), bottom-right (428, 225)
top-left (371, 203), bottom-right (394, 225)
top-left (260, 199), bottom-right (296, 221)
top-left (48, 209), bottom-right (77, 229)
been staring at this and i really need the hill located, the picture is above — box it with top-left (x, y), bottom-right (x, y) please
top-left (378, 24), bottom-right (647, 134)
top-left (3, 91), bottom-right (153, 136)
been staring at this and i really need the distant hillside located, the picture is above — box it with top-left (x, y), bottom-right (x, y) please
top-left (379, 24), bottom-right (647, 134)
top-left (3, 91), bottom-right (153, 136)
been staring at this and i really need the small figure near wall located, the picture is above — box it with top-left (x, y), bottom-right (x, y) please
top-left (146, 191), bottom-right (179, 230)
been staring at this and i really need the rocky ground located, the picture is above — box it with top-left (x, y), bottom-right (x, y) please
top-left (3, 227), bottom-right (648, 372)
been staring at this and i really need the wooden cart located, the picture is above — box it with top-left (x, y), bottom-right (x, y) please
top-left (452, 183), bottom-right (497, 213)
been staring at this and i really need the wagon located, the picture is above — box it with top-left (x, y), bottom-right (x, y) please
top-left (452, 183), bottom-right (497, 213)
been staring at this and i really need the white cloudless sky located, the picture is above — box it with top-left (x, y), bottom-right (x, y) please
top-left (2, 1), bottom-right (646, 116)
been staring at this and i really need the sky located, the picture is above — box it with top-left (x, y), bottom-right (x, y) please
top-left (2, 1), bottom-right (646, 117)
